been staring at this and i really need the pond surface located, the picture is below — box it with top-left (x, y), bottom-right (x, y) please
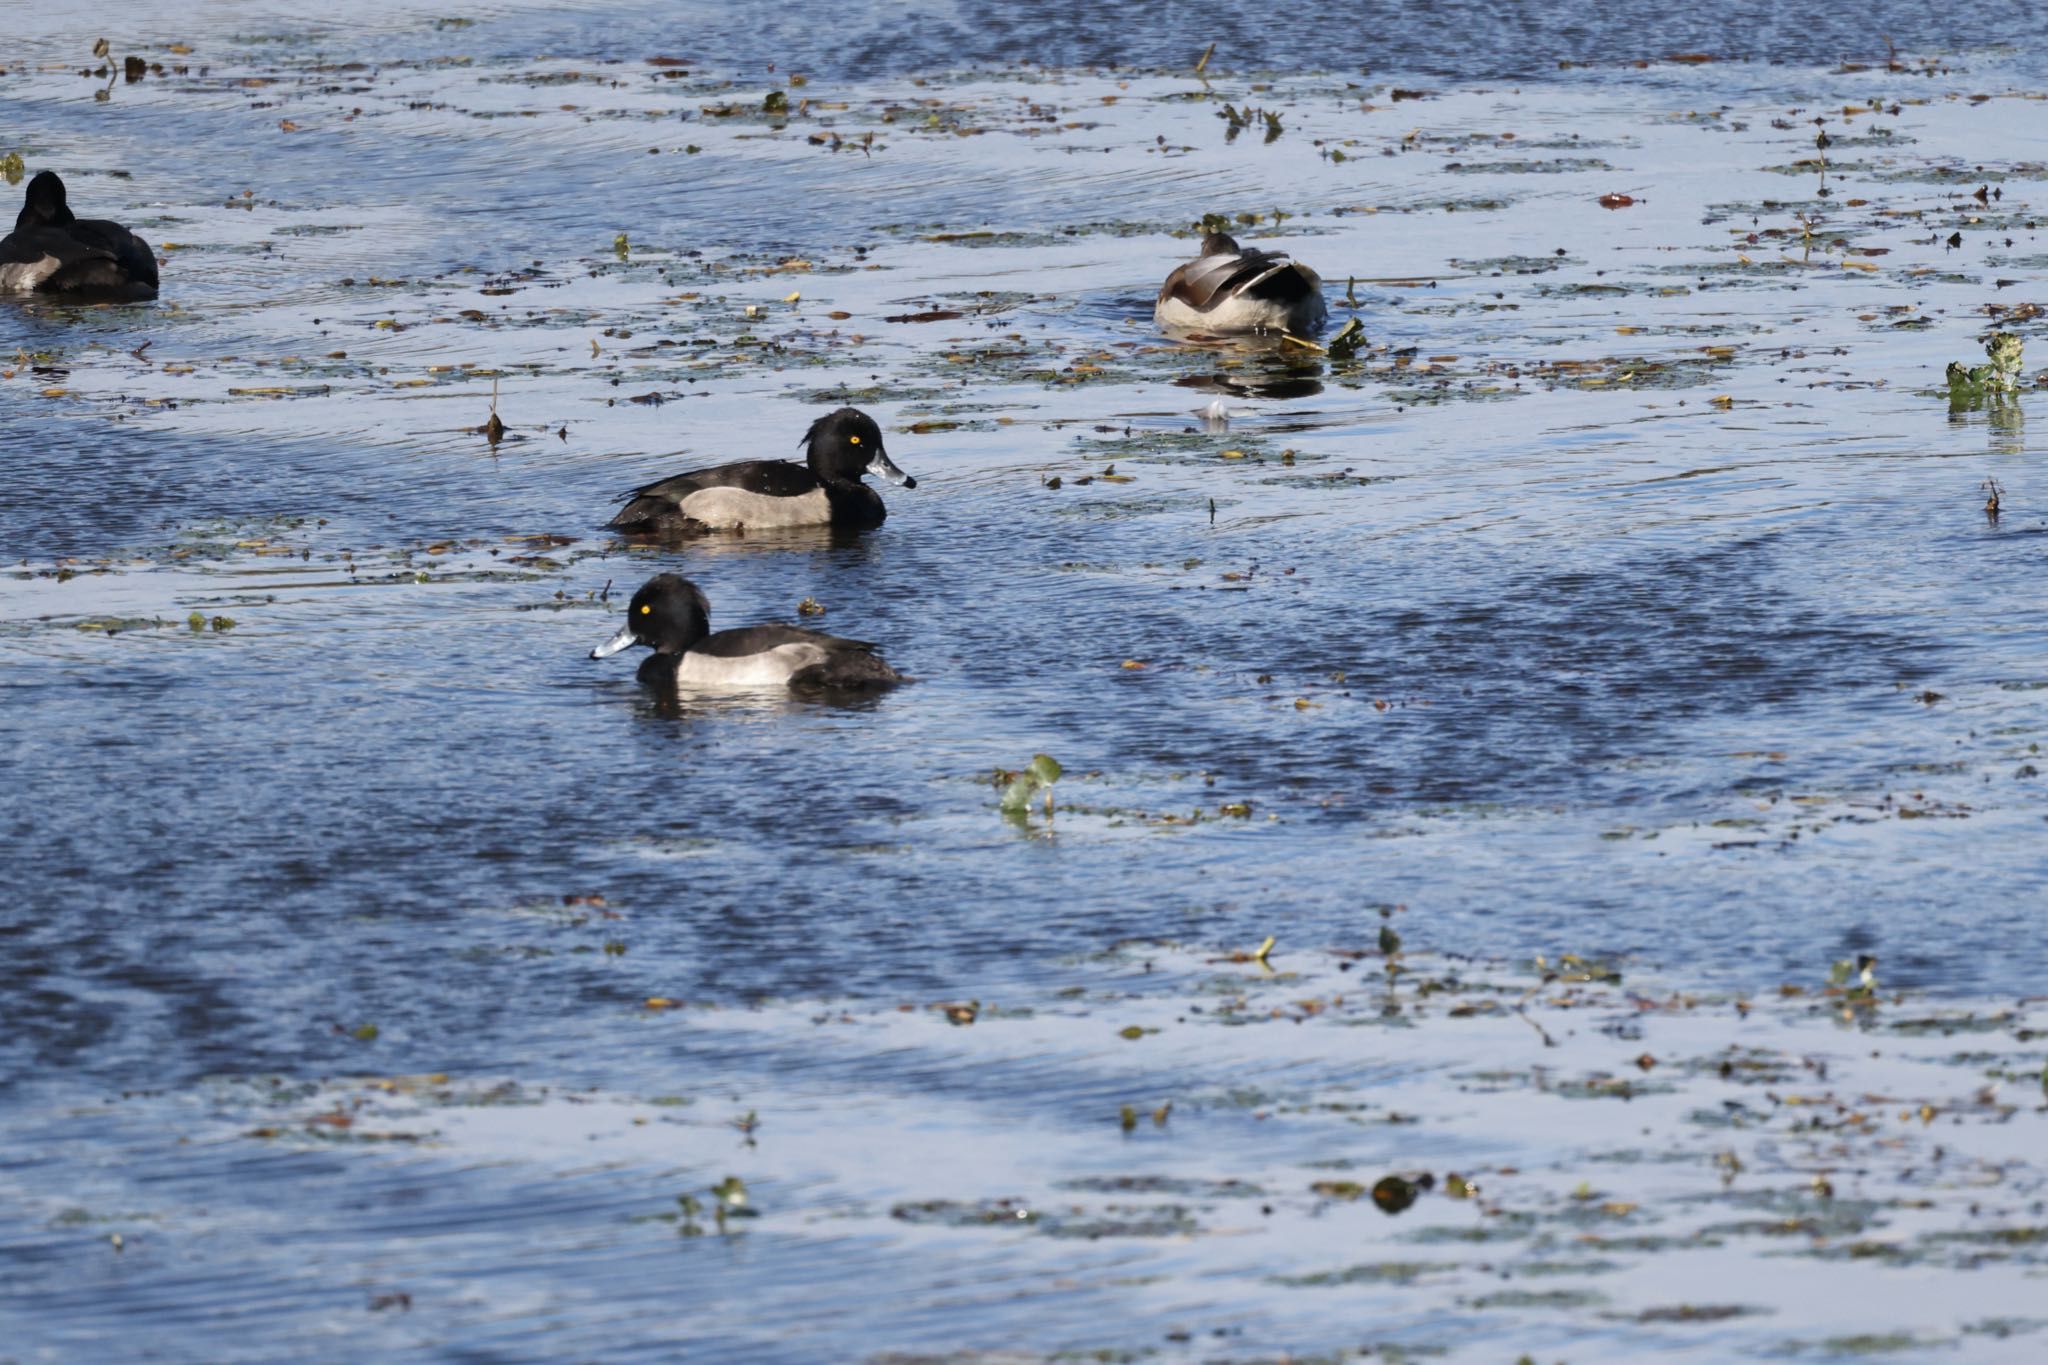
top-left (4, 3), bottom-right (2048, 1360)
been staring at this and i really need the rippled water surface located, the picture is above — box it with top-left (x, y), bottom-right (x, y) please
top-left (5, 3), bottom-right (2048, 1360)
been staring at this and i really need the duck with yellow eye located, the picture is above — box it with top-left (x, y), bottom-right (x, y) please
top-left (590, 574), bottom-right (905, 690)
top-left (607, 406), bottom-right (916, 537)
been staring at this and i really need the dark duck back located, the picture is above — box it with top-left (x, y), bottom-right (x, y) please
top-left (1, 171), bottom-right (159, 301)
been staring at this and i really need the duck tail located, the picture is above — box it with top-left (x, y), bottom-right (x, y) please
top-left (1240, 260), bottom-right (1319, 304)
top-left (792, 650), bottom-right (907, 689)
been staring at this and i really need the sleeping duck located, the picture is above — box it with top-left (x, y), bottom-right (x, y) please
top-left (608, 406), bottom-right (916, 536)
top-left (1, 171), bottom-right (159, 300)
top-left (1154, 231), bottom-right (1325, 336)
top-left (590, 573), bottom-right (905, 690)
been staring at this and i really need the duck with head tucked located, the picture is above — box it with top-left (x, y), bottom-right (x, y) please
top-left (590, 574), bottom-right (905, 690)
top-left (608, 406), bottom-right (916, 536)
top-left (1, 171), bottom-right (159, 301)
top-left (1155, 230), bottom-right (1325, 336)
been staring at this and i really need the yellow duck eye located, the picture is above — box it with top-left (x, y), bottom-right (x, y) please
top-left (639, 604), bottom-right (652, 615)
top-left (849, 434), bottom-right (861, 444)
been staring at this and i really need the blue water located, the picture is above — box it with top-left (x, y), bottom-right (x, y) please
top-left (5, 3), bottom-right (2048, 1359)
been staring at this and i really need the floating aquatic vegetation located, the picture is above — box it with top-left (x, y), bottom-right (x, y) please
top-left (1433, 155), bottom-right (1620, 178)
top-left (1946, 330), bottom-right (2025, 404)
top-left (893, 1196), bottom-right (1200, 1238)
top-left (1827, 953), bottom-right (1880, 1003)
top-left (477, 377), bottom-right (507, 443)
top-left (997, 753), bottom-right (1063, 818)
top-left (1371, 1174), bottom-right (1421, 1213)
top-left (1271, 1260), bottom-right (1455, 1288)
top-left (1215, 103), bottom-right (1283, 144)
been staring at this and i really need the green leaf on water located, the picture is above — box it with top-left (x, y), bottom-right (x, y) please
top-left (998, 753), bottom-right (1062, 815)
top-left (1947, 332), bottom-right (2024, 406)
top-left (351, 1023), bottom-right (379, 1041)
top-left (1371, 1175), bottom-right (1418, 1214)
top-left (1828, 955), bottom-right (1878, 1000)
top-left (0, 151), bottom-right (24, 185)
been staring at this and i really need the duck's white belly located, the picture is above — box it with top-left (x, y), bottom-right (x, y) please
top-left (676, 485), bottom-right (831, 529)
top-left (1155, 291), bottom-right (1325, 335)
top-left (0, 255), bottom-right (63, 293)
top-left (673, 642), bottom-right (827, 688)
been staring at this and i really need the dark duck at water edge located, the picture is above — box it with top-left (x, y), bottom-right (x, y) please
top-left (607, 406), bottom-right (916, 536)
top-left (1, 171), bottom-right (159, 300)
top-left (590, 574), bottom-right (906, 690)
top-left (1155, 230), bottom-right (1325, 336)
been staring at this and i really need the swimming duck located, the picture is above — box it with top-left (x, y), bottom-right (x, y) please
top-left (590, 574), bottom-right (905, 689)
top-left (1, 171), bottom-right (159, 300)
top-left (608, 406), bottom-right (915, 535)
top-left (1154, 231), bottom-right (1325, 336)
